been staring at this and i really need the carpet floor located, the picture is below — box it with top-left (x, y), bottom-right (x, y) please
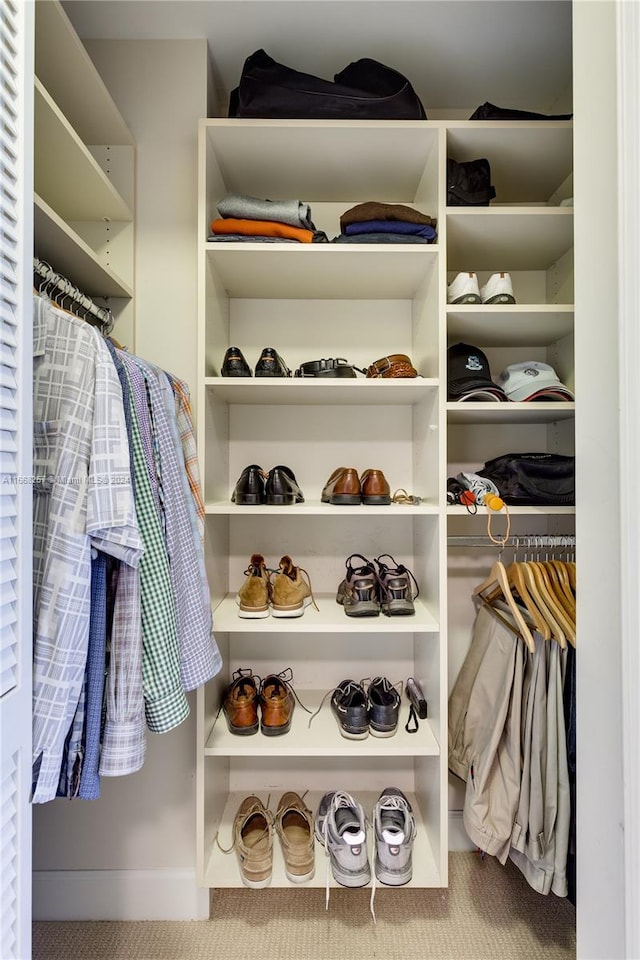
top-left (33, 852), bottom-right (576, 960)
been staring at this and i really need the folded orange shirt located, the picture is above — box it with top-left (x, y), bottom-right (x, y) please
top-left (210, 218), bottom-right (314, 243)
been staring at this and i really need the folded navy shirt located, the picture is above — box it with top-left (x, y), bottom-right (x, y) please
top-left (344, 219), bottom-right (437, 241)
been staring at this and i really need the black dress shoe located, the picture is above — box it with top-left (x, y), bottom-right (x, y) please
top-left (255, 347), bottom-right (291, 377)
top-left (231, 464), bottom-right (266, 504)
top-left (265, 465), bottom-right (304, 505)
top-left (221, 347), bottom-right (252, 377)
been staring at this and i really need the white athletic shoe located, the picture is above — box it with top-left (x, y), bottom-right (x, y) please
top-left (480, 272), bottom-right (516, 304)
top-left (447, 272), bottom-right (481, 304)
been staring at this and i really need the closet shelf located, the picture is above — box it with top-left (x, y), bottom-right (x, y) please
top-left (203, 790), bottom-right (441, 889)
top-left (204, 500), bottom-right (440, 516)
top-left (205, 244), bottom-right (438, 299)
top-left (446, 402), bottom-right (575, 424)
top-left (34, 194), bottom-right (133, 299)
top-left (446, 505), bottom-right (576, 516)
top-left (205, 698), bottom-right (440, 758)
top-left (34, 0), bottom-right (134, 146)
top-left (446, 305), bottom-right (574, 346)
top-left (446, 122), bottom-right (572, 204)
top-left (212, 594), bottom-right (439, 633)
top-left (34, 78), bottom-right (133, 222)
top-left (203, 119), bottom-right (439, 201)
top-left (204, 378), bottom-right (438, 405)
top-left (446, 208), bottom-right (573, 271)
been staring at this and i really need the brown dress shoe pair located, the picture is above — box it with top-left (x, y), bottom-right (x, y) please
top-left (225, 792), bottom-right (315, 887)
top-left (222, 669), bottom-right (296, 736)
top-left (321, 467), bottom-right (391, 505)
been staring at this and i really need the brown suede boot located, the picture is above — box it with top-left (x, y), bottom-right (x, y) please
top-left (271, 555), bottom-right (317, 618)
top-left (236, 553), bottom-right (271, 618)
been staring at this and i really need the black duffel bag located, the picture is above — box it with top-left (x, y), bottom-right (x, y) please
top-left (469, 101), bottom-right (573, 121)
top-left (447, 157), bottom-right (496, 206)
top-left (477, 452), bottom-right (575, 506)
top-left (228, 49), bottom-right (427, 120)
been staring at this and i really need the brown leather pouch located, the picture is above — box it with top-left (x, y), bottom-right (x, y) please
top-left (366, 354), bottom-right (418, 378)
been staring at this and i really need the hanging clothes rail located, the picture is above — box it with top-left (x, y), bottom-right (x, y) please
top-left (448, 534), bottom-right (576, 549)
top-left (33, 258), bottom-right (114, 334)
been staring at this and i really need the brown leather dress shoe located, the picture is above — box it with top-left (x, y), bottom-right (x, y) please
top-left (222, 670), bottom-right (259, 735)
top-left (321, 467), bottom-right (362, 505)
top-left (259, 672), bottom-right (295, 736)
top-left (360, 468), bottom-right (391, 505)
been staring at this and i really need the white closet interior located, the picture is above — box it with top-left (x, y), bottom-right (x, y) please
top-left (29, 2), bottom-right (630, 956)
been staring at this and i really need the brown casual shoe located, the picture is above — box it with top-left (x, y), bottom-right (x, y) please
top-left (236, 553), bottom-right (271, 618)
top-left (360, 468), bottom-right (391, 505)
top-left (275, 792), bottom-right (315, 882)
top-left (271, 555), bottom-right (317, 618)
top-left (230, 795), bottom-right (274, 888)
top-left (222, 669), bottom-right (259, 735)
top-left (321, 467), bottom-right (362, 505)
top-left (259, 671), bottom-right (296, 736)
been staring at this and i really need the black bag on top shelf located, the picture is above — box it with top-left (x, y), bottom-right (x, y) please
top-left (469, 101), bottom-right (573, 120)
top-left (228, 49), bottom-right (427, 120)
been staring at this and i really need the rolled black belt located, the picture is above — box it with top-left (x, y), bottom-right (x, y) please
top-left (294, 358), bottom-right (364, 378)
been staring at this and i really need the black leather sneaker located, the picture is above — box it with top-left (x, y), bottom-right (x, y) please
top-left (330, 679), bottom-right (369, 740)
top-left (231, 464), bottom-right (267, 504)
top-left (366, 676), bottom-right (401, 738)
top-left (255, 347), bottom-right (291, 377)
top-left (264, 465), bottom-right (304, 505)
top-left (221, 346), bottom-right (252, 377)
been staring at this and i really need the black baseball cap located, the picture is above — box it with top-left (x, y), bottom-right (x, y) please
top-left (447, 342), bottom-right (507, 401)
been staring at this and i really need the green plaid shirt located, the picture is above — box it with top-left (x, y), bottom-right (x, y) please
top-left (122, 362), bottom-right (190, 733)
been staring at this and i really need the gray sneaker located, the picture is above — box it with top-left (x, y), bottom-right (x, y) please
top-left (372, 787), bottom-right (416, 886)
top-left (336, 554), bottom-right (380, 617)
top-left (315, 790), bottom-right (370, 887)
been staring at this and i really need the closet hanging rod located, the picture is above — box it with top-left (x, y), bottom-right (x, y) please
top-left (448, 534), bottom-right (576, 549)
top-left (33, 258), bottom-right (114, 334)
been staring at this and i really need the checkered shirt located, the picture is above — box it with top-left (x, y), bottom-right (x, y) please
top-left (166, 374), bottom-right (206, 542)
top-left (129, 357), bottom-right (220, 690)
top-left (31, 297), bottom-right (143, 803)
top-left (119, 359), bottom-right (190, 733)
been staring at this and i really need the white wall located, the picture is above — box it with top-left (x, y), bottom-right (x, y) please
top-left (573, 3), bottom-right (626, 958)
top-left (32, 39), bottom-right (211, 921)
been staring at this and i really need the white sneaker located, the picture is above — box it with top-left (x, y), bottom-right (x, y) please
top-left (480, 272), bottom-right (516, 304)
top-left (447, 272), bottom-right (481, 304)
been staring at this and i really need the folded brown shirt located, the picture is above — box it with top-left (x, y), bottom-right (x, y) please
top-left (340, 201), bottom-right (437, 231)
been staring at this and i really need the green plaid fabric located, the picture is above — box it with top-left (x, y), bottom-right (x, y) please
top-left (122, 362), bottom-right (190, 733)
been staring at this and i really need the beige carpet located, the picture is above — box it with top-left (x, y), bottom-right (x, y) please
top-left (33, 852), bottom-right (575, 960)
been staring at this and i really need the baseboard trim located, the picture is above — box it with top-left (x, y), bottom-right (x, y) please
top-left (448, 810), bottom-right (474, 852)
top-left (33, 869), bottom-right (210, 921)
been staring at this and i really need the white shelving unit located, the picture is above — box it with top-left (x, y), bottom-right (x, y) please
top-left (196, 116), bottom-right (574, 894)
top-left (33, 0), bottom-right (134, 331)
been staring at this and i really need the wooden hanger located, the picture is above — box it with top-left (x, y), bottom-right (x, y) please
top-left (473, 559), bottom-right (536, 653)
top-left (486, 560), bottom-right (551, 640)
top-left (519, 560), bottom-right (567, 649)
top-left (529, 560), bottom-right (575, 648)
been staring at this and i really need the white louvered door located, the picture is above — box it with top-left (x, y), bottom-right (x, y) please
top-left (0, 1), bottom-right (33, 958)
